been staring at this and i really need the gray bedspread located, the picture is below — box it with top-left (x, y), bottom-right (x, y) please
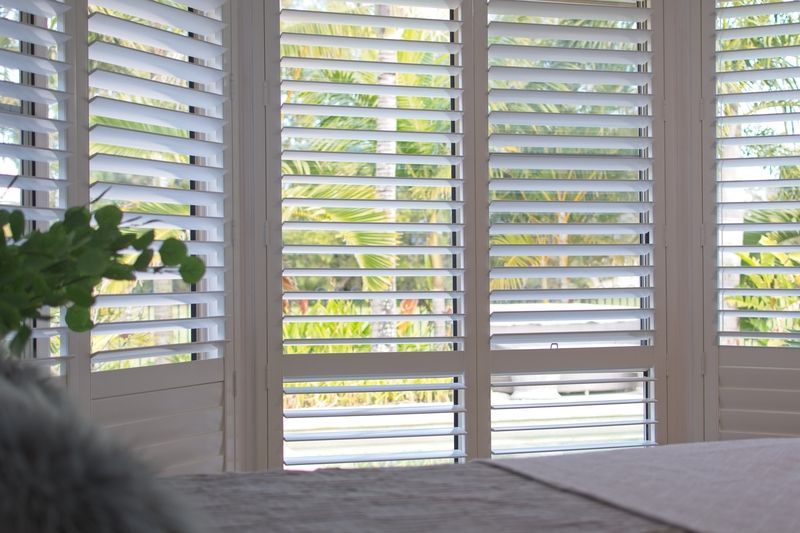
top-left (498, 438), bottom-right (800, 533)
top-left (167, 461), bottom-right (684, 532)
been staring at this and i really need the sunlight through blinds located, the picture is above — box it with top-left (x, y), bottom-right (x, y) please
top-left (487, 0), bottom-right (655, 351)
top-left (280, 0), bottom-right (465, 355)
top-left (0, 0), bottom-right (70, 376)
top-left (87, 0), bottom-right (227, 371)
top-left (279, 0), bottom-right (467, 468)
top-left (716, 0), bottom-right (800, 348)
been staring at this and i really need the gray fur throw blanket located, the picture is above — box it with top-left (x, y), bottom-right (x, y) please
top-left (0, 355), bottom-right (199, 533)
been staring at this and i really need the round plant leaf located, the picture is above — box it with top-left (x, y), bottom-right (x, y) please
top-left (133, 249), bottom-right (154, 272)
top-left (160, 238), bottom-right (187, 266)
top-left (66, 284), bottom-right (95, 307)
top-left (179, 256), bottom-right (205, 284)
top-left (132, 230), bottom-right (155, 251)
top-left (94, 205), bottom-right (123, 228)
top-left (64, 207), bottom-right (91, 229)
top-left (77, 248), bottom-right (108, 277)
top-left (65, 305), bottom-right (93, 332)
top-left (113, 233), bottom-right (137, 251)
top-left (103, 263), bottom-right (135, 280)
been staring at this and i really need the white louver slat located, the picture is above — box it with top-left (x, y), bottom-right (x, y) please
top-left (0, 1), bottom-right (70, 375)
top-left (279, 0), bottom-right (466, 468)
top-left (487, 0), bottom-right (656, 351)
top-left (713, 0), bottom-right (800, 441)
top-left (87, 0), bottom-right (227, 371)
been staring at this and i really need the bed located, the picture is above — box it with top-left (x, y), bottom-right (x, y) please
top-left (167, 438), bottom-right (800, 532)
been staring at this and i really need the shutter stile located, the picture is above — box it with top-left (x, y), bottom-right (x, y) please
top-left (88, 0), bottom-right (227, 370)
top-left (487, 0), bottom-right (656, 351)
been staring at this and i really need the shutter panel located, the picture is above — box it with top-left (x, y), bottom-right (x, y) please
top-left (284, 377), bottom-right (466, 468)
top-left (0, 1), bottom-right (70, 382)
top-left (486, 0), bottom-right (661, 455)
top-left (87, 0), bottom-right (229, 474)
top-left (714, 0), bottom-right (800, 439)
top-left (279, 0), bottom-right (467, 467)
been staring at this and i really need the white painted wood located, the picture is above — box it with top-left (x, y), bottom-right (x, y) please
top-left (720, 410), bottom-right (800, 435)
top-left (702, 0), bottom-right (721, 442)
top-left (720, 388), bottom-right (800, 413)
top-left (720, 430), bottom-right (796, 440)
top-left (719, 367), bottom-right (800, 391)
top-left (64, 0), bottom-right (92, 414)
top-left (91, 358), bottom-right (223, 399)
top-left (662, 0), bottom-right (707, 444)
top-left (719, 346), bottom-right (800, 369)
top-left (263, 0), bottom-right (284, 471)
top-left (162, 454), bottom-right (225, 476)
top-left (92, 382), bottom-right (223, 425)
top-left (283, 352), bottom-right (467, 380)
top-left (101, 407), bottom-right (224, 450)
top-left (137, 431), bottom-right (224, 473)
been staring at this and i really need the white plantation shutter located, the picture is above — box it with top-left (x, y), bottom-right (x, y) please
top-left (86, 0), bottom-right (229, 474)
top-left (488, 0), bottom-right (655, 351)
top-left (713, 0), bottom-right (800, 440)
top-left (0, 1), bottom-right (70, 379)
top-left (278, 0), bottom-right (468, 467)
top-left (484, 0), bottom-right (663, 456)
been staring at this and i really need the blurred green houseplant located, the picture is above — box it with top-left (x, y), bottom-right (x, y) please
top-left (0, 204), bottom-right (204, 356)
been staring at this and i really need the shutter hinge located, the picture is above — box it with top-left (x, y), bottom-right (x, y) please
top-left (264, 219), bottom-right (269, 247)
top-left (232, 370), bottom-right (237, 398)
top-left (699, 98), bottom-right (704, 122)
top-left (265, 364), bottom-right (269, 391)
